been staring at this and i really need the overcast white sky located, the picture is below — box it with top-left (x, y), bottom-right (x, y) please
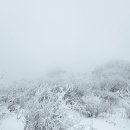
top-left (0, 0), bottom-right (130, 80)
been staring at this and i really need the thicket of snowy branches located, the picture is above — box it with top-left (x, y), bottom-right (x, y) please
top-left (0, 60), bottom-right (130, 129)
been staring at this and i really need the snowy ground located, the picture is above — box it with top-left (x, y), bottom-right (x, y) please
top-left (0, 114), bottom-right (24, 130)
top-left (0, 108), bottom-right (130, 130)
top-left (0, 106), bottom-right (24, 130)
top-left (68, 116), bottom-right (130, 130)
top-left (68, 109), bottom-right (130, 130)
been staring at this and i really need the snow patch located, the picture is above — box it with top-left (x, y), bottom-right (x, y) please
top-left (0, 113), bottom-right (24, 130)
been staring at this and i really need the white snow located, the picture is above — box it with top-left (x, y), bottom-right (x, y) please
top-left (0, 108), bottom-right (130, 130)
top-left (67, 111), bottom-right (130, 130)
top-left (68, 117), bottom-right (130, 130)
top-left (0, 113), bottom-right (24, 130)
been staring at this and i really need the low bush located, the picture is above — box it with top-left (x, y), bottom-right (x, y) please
top-left (81, 96), bottom-right (112, 118)
top-left (24, 86), bottom-right (72, 130)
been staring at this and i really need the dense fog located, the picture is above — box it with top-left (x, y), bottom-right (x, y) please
top-left (0, 0), bottom-right (130, 81)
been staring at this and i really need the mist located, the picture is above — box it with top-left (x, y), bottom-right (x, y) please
top-left (0, 0), bottom-right (130, 81)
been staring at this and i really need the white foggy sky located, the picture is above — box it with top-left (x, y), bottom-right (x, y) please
top-left (0, 0), bottom-right (130, 80)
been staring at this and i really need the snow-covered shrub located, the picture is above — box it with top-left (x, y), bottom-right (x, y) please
top-left (92, 60), bottom-right (130, 94)
top-left (127, 111), bottom-right (130, 119)
top-left (81, 96), bottom-right (112, 118)
top-left (82, 96), bottom-right (101, 117)
top-left (63, 84), bottom-right (86, 115)
top-left (0, 95), bottom-right (8, 104)
top-left (24, 85), bottom-right (73, 130)
top-left (125, 101), bottom-right (130, 119)
top-left (0, 81), bottom-right (37, 112)
top-left (64, 85), bottom-right (83, 103)
top-left (126, 107), bottom-right (130, 119)
top-left (0, 88), bottom-right (10, 104)
top-left (99, 91), bottom-right (119, 106)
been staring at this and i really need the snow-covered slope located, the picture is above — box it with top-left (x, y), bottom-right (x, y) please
top-left (0, 113), bottom-right (24, 130)
top-left (68, 113), bottom-right (130, 130)
top-left (0, 108), bottom-right (130, 130)
top-left (68, 117), bottom-right (130, 130)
